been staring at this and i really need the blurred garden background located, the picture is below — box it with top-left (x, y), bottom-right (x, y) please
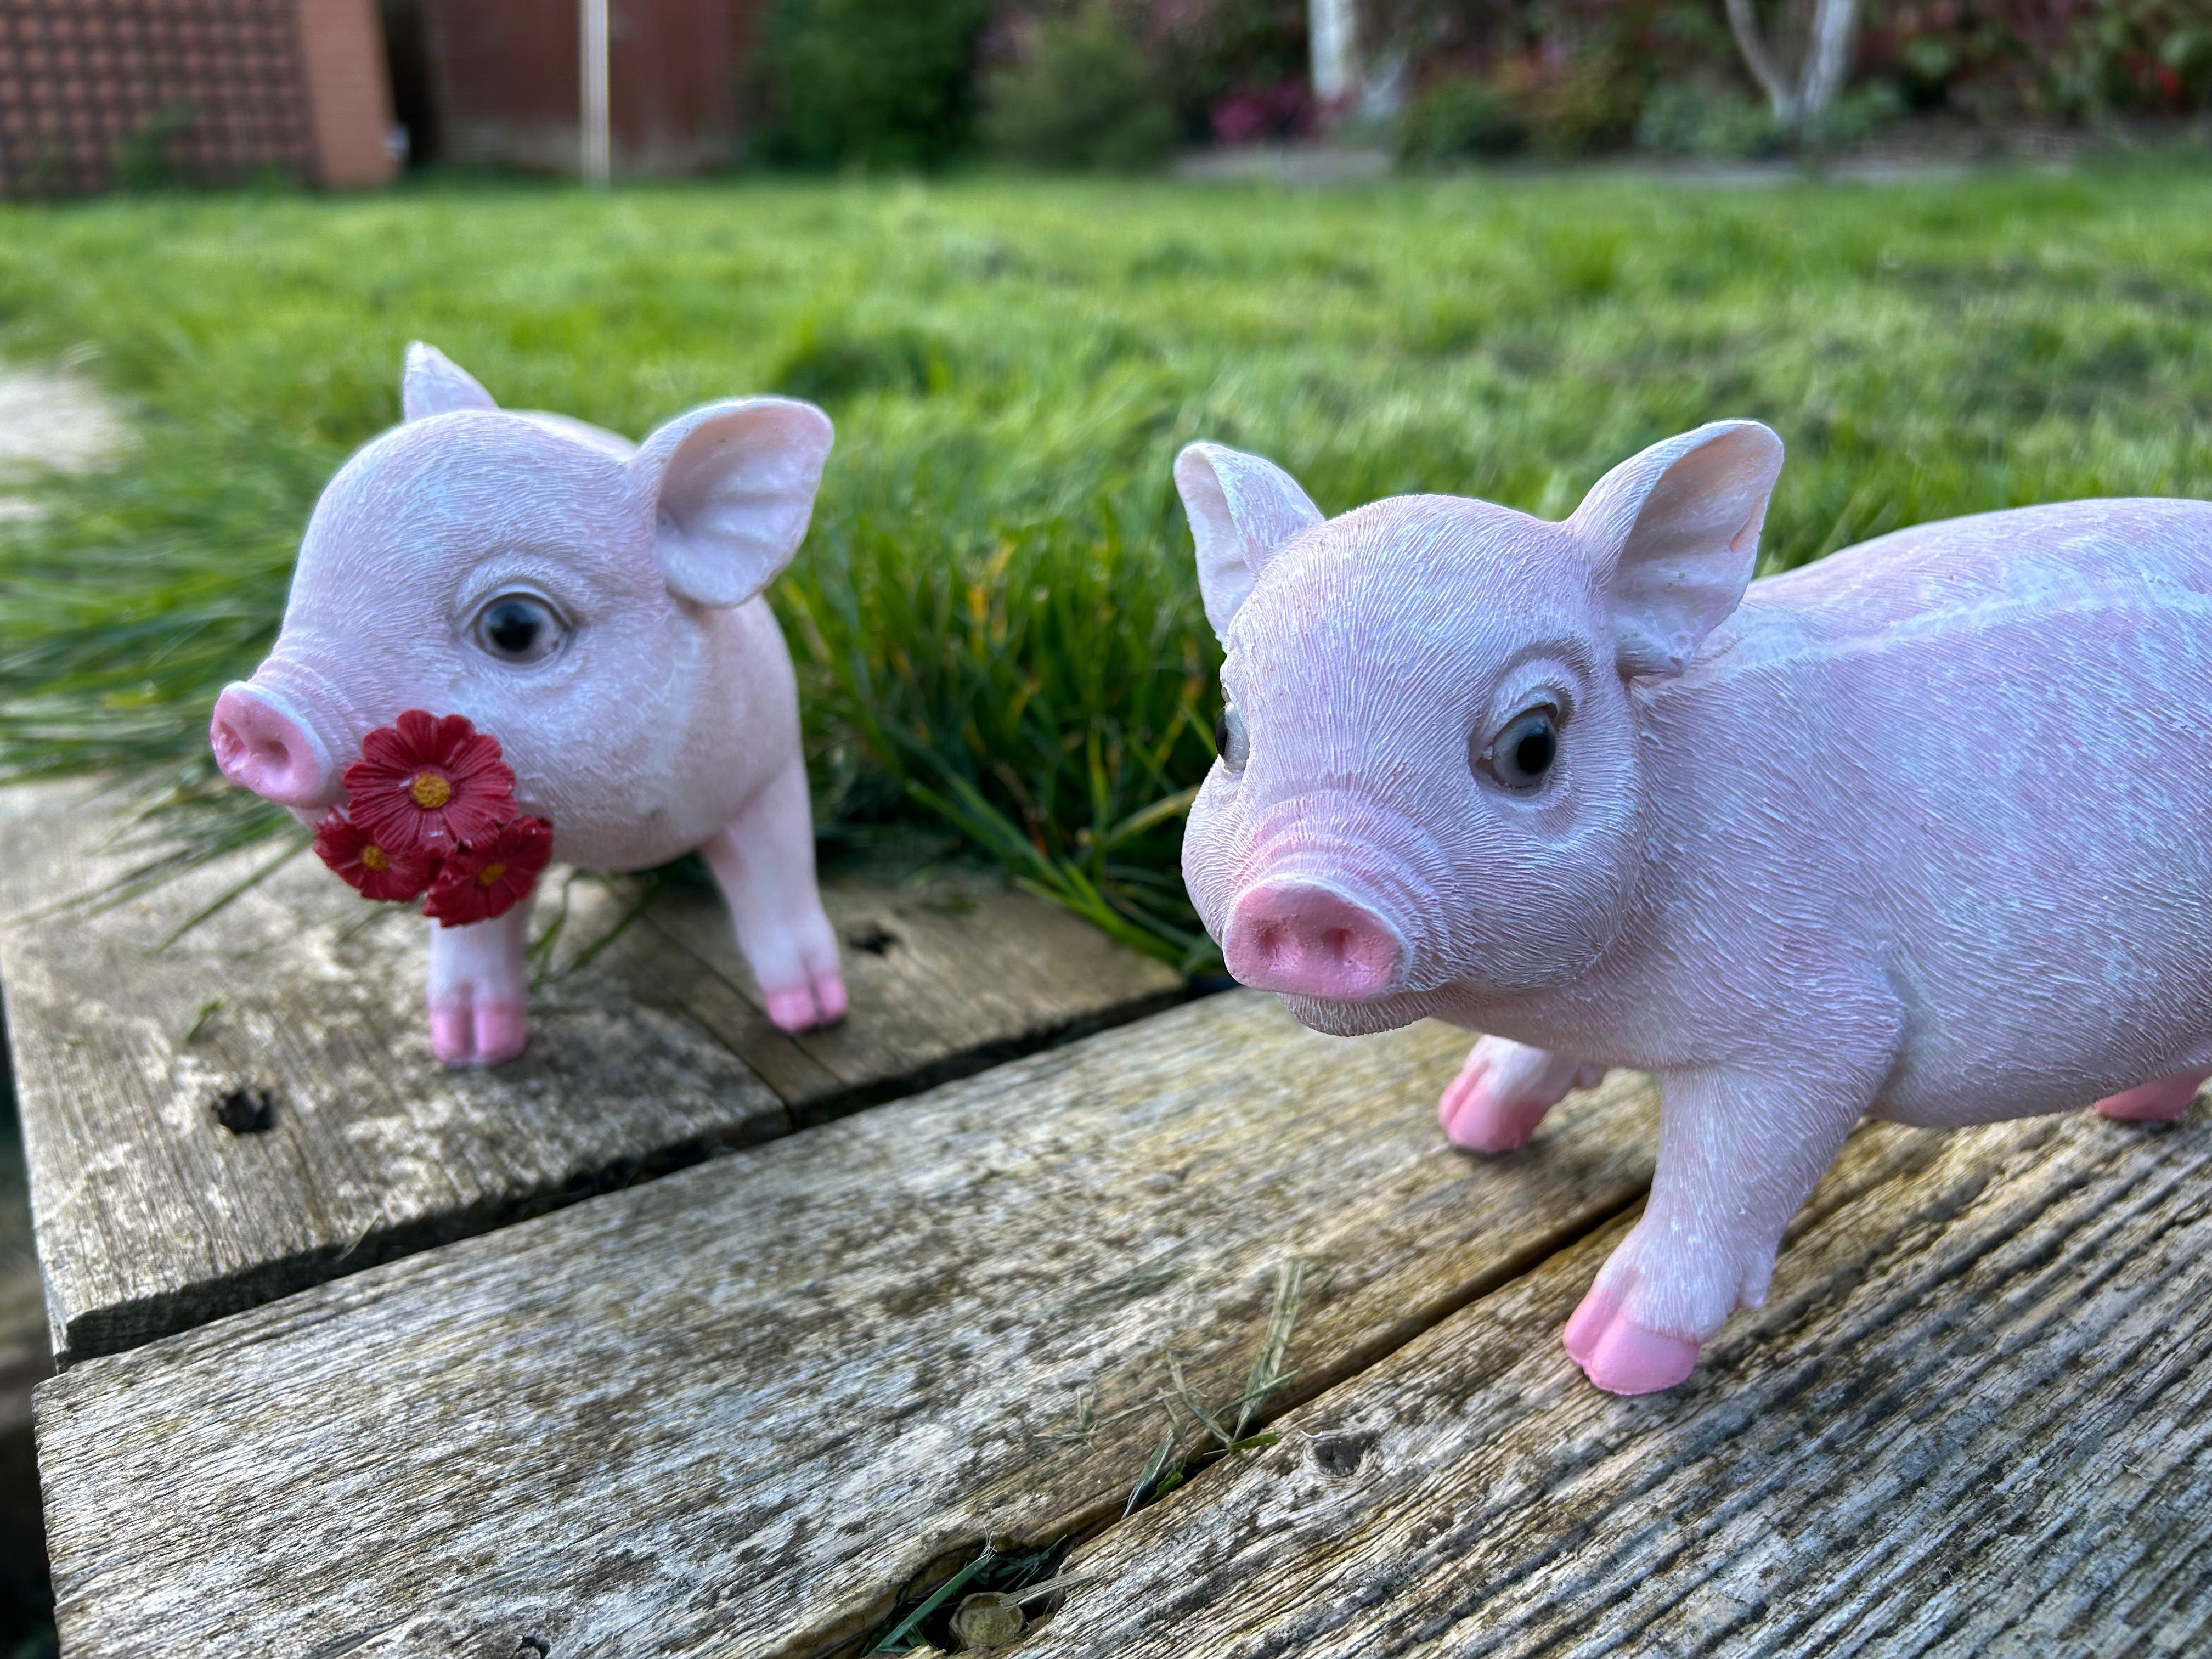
top-left (0, 2), bottom-right (2208, 1649)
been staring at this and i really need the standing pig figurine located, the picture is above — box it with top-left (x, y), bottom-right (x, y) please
top-left (1175, 421), bottom-right (2212, 1395)
top-left (211, 344), bottom-right (846, 1064)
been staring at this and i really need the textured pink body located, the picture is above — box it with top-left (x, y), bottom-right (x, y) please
top-left (1175, 421), bottom-right (2212, 1395)
top-left (212, 346), bottom-right (845, 1064)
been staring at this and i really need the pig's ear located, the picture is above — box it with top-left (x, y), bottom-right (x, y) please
top-left (631, 398), bottom-right (834, 607)
top-left (402, 343), bottom-right (499, 421)
top-left (1572, 420), bottom-right (1784, 679)
top-left (1174, 442), bottom-right (1324, 637)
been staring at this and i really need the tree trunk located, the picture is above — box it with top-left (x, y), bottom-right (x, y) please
top-left (1724, 0), bottom-right (1798, 127)
top-left (1311, 0), bottom-right (1358, 107)
top-left (1724, 0), bottom-right (1861, 134)
top-left (1801, 0), bottom-right (1860, 123)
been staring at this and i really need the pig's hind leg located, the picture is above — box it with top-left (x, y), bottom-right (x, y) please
top-left (701, 757), bottom-right (847, 1033)
top-left (1565, 1059), bottom-right (1879, 1397)
top-left (426, 900), bottom-right (533, 1066)
top-left (1440, 1036), bottom-right (1607, 1153)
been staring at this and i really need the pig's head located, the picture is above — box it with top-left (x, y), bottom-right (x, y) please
top-left (1176, 420), bottom-right (1783, 1032)
top-left (210, 344), bottom-right (831, 859)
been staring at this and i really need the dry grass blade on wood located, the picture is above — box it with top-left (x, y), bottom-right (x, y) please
top-left (1235, 1256), bottom-right (1307, 1437)
top-left (1097, 1255), bottom-right (1311, 1523)
top-left (1121, 1424), bottom-right (1177, 1519)
top-left (871, 1548), bottom-right (997, 1653)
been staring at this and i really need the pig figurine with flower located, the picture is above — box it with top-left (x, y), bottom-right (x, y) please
top-left (1174, 421), bottom-right (2212, 1396)
top-left (211, 345), bottom-right (845, 1065)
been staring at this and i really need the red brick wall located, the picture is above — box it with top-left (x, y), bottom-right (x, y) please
top-left (424, 0), bottom-right (765, 176)
top-left (0, 0), bottom-right (393, 196)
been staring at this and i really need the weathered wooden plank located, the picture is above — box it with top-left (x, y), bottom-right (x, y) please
top-left (646, 881), bottom-right (1189, 1123)
top-left (0, 783), bottom-right (1182, 1362)
top-left (1034, 1103), bottom-right (2212, 1658)
top-left (32, 992), bottom-right (1658, 1658)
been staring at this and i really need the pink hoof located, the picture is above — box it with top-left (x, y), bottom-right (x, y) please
top-left (1439, 1063), bottom-right (1543, 1154)
top-left (765, 972), bottom-right (849, 1033)
top-left (1561, 1283), bottom-right (1621, 1363)
top-left (764, 989), bottom-right (813, 1031)
top-left (1562, 1285), bottom-right (1701, 1396)
top-left (2095, 1068), bottom-right (2210, 1123)
top-left (430, 1001), bottom-right (527, 1066)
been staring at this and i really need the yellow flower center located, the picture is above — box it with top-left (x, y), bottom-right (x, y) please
top-left (476, 862), bottom-right (507, 887)
top-left (409, 771), bottom-right (452, 811)
top-left (360, 844), bottom-right (390, 872)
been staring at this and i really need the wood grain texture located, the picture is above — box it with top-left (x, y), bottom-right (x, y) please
top-left (0, 783), bottom-right (1181, 1362)
top-left (642, 871), bottom-right (1188, 1124)
top-left (1036, 1102), bottom-right (2212, 1658)
top-left (32, 992), bottom-right (1658, 1658)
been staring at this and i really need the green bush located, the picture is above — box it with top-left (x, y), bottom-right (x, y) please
top-left (1871, 0), bottom-right (2212, 123)
top-left (2058, 0), bottom-right (2212, 114)
top-left (1635, 81), bottom-right (1779, 159)
top-left (983, 8), bottom-right (1178, 171)
top-left (1634, 76), bottom-right (1899, 160)
top-left (755, 0), bottom-right (996, 170)
top-left (1396, 77), bottom-right (1528, 167)
top-left (1137, 0), bottom-right (1310, 144)
top-left (1804, 82), bottom-right (1906, 148)
top-left (1514, 51), bottom-right (1652, 155)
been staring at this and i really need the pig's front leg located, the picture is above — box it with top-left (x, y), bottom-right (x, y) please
top-left (1564, 1062), bottom-right (1877, 1396)
top-left (426, 899), bottom-right (533, 1066)
top-left (701, 758), bottom-right (847, 1033)
top-left (1440, 1036), bottom-right (1609, 1153)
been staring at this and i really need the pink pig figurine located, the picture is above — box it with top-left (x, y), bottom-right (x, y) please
top-left (1175, 420), bottom-right (2212, 1396)
top-left (210, 343), bottom-right (847, 1065)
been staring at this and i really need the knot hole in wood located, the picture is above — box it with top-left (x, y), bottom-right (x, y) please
top-left (1305, 1431), bottom-right (1374, 1479)
top-left (845, 920), bottom-right (900, 956)
top-left (208, 1083), bottom-right (275, 1136)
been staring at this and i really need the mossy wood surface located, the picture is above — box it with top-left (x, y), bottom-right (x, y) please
top-left (32, 994), bottom-right (1658, 1657)
top-left (0, 783), bottom-right (1182, 1364)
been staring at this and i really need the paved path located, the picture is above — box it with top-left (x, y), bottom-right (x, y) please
top-left (0, 364), bottom-right (128, 520)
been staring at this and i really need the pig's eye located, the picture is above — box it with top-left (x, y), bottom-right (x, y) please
top-left (1214, 699), bottom-right (1250, 772)
top-left (1477, 707), bottom-right (1558, 792)
top-left (472, 594), bottom-right (567, 665)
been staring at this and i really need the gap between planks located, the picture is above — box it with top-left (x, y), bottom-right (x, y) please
top-left (31, 993), bottom-right (1663, 1658)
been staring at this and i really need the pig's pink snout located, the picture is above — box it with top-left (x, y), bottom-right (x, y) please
top-left (1224, 882), bottom-right (1404, 1000)
top-left (211, 685), bottom-right (337, 810)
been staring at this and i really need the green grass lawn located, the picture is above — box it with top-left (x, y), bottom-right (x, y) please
top-left (3, 160), bottom-right (2211, 966)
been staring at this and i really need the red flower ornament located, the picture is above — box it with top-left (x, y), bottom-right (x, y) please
top-left (424, 814), bottom-right (554, 928)
top-left (343, 710), bottom-right (516, 856)
top-left (313, 812), bottom-right (438, 903)
top-left (313, 711), bottom-right (552, 925)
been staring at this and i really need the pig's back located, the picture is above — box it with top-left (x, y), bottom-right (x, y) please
top-left (1655, 495), bottom-right (2212, 1125)
top-left (1718, 498), bottom-right (2212, 661)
